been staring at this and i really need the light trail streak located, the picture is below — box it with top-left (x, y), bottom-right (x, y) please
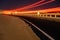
top-left (3, 0), bottom-right (55, 12)
top-left (14, 0), bottom-right (45, 11)
top-left (38, 7), bottom-right (60, 13)
top-left (13, 7), bottom-right (60, 14)
top-left (2, 7), bottom-right (60, 15)
top-left (14, 0), bottom-right (55, 11)
top-left (2, 11), bottom-right (12, 14)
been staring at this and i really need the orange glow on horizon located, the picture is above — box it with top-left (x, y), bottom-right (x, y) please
top-left (2, 11), bottom-right (12, 14)
top-left (2, 7), bottom-right (60, 15)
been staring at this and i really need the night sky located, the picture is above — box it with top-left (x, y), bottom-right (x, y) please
top-left (0, 0), bottom-right (60, 10)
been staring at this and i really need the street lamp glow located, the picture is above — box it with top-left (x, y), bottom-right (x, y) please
top-left (37, 12), bottom-right (40, 15)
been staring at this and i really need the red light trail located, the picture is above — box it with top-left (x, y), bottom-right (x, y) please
top-left (14, 0), bottom-right (55, 11)
top-left (16, 7), bottom-right (60, 13)
top-left (3, 0), bottom-right (55, 12)
top-left (2, 0), bottom-right (60, 15)
top-left (14, 0), bottom-right (44, 11)
top-left (2, 7), bottom-right (60, 15)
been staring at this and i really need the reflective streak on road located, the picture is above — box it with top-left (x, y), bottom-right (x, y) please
top-left (20, 16), bottom-right (60, 40)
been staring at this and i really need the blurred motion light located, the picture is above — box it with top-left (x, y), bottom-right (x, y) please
top-left (37, 12), bottom-right (40, 15)
top-left (3, 11), bottom-right (11, 15)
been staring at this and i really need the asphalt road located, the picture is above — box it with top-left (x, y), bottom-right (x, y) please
top-left (0, 15), bottom-right (40, 40)
top-left (21, 16), bottom-right (60, 40)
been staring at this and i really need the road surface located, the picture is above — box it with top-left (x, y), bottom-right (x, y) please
top-left (21, 16), bottom-right (60, 40)
top-left (0, 15), bottom-right (40, 40)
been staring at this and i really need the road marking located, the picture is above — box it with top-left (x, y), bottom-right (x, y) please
top-left (22, 18), bottom-right (55, 40)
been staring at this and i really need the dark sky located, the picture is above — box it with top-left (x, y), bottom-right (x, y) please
top-left (0, 0), bottom-right (60, 10)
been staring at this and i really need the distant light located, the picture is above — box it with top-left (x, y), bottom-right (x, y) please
top-left (14, 12), bottom-right (18, 14)
top-left (37, 12), bottom-right (40, 15)
top-left (3, 11), bottom-right (11, 15)
top-left (0, 12), bottom-right (2, 14)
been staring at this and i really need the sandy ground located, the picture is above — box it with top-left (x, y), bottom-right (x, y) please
top-left (0, 15), bottom-right (40, 40)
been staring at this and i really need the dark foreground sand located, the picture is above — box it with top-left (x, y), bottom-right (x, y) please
top-left (0, 15), bottom-right (40, 40)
